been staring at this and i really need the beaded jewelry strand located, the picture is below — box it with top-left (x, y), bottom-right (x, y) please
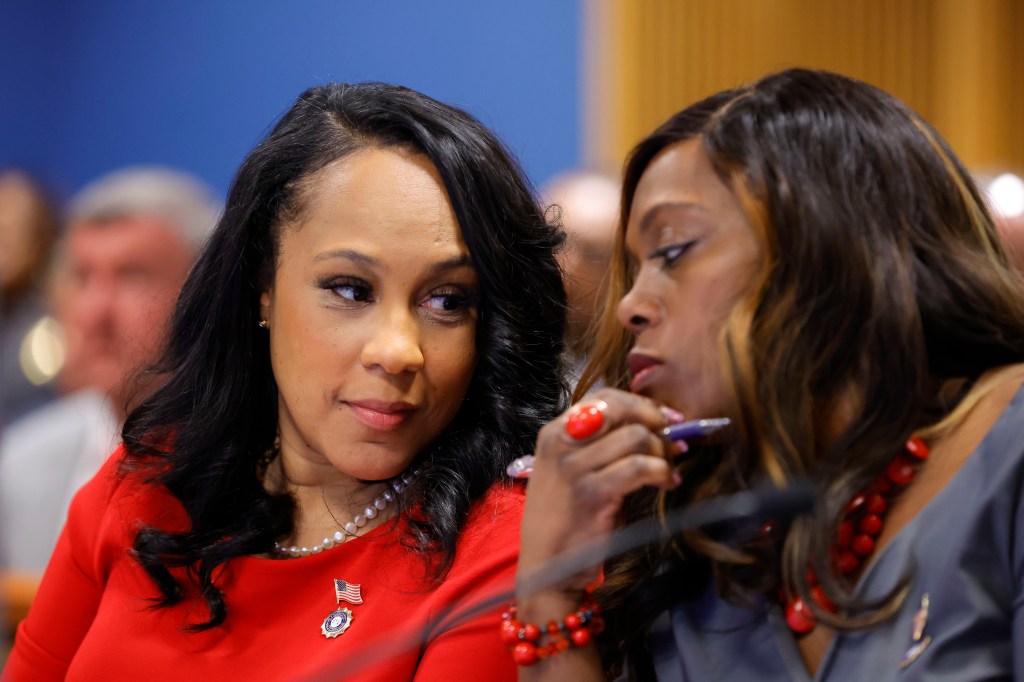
top-left (500, 594), bottom-right (604, 666)
top-left (781, 436), bottom-right (930, 633)
top-left (272, 468), bottom-right (420, 559)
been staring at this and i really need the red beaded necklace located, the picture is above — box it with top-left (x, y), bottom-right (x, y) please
top-left (781, 435), bottom-right (931, 634)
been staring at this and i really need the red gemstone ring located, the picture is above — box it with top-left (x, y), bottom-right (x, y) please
top-left (564, 400), bottom-right (608, 441)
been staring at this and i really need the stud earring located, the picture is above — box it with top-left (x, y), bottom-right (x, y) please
top-left (258, 319), bottom-right (268, 329)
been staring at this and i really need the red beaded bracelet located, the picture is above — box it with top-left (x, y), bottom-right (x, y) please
top-left (499, 595), bottom-right (604, 666)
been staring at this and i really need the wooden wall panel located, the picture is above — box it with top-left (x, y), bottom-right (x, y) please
top-left (585, 0), bottom-right (1023, 175)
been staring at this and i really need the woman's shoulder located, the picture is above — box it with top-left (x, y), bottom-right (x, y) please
top-left (944, 365), bottom-right (1024, 458)
top-left (449, 481), bottom-right (526, 564)
top-left (474, 479), bottom-right (527, 510)
top-left (71, 445), bottom-right (186, 537)
top-left (978, 363), bottom-right (1024, 415)
top-left (416, 481), bottom-right (524, 635)
top-left (966, 364), bottom-right (1024, 479)
top-left (463, 481), bottom-right (526, 531)
top-left (73, 444), bottom-right (133, 508)
top-left (910, 366), bottom-right (1024, 517)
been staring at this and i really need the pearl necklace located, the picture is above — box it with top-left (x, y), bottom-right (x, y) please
top-left (273, 468), bottom-right (420, 559)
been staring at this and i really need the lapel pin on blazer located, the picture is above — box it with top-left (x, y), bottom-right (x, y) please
top-left (900, 593), bottom-right (932, 668)
top-left (321, 579), bottom-right (363, 639)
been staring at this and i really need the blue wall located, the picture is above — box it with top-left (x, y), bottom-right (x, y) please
top-left (0, 1), bottom-right (582, 201)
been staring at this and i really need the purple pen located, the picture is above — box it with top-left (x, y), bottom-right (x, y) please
top-left (660, 418), bottom-right (731, 442)
top-left (507, 418), bottom-right (732, 479)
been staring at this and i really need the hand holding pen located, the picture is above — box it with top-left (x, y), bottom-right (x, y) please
top-left (517, 389), bottom-right (726, 595)
top-left (507, 413), bottom-right (731, 479)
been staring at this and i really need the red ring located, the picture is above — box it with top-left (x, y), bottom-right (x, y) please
top-left (565, 403), bottom-right (606, 440)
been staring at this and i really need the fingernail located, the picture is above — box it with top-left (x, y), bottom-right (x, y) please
top-left (671, 470), bottom-right (683, 487)
top-left (672, 439), bottom-right (689, 455)
top-left (659, 406), bottom-right (686, 424)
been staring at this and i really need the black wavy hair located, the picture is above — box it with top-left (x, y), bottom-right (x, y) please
top-left (121, 82), bottom-right (568, 630)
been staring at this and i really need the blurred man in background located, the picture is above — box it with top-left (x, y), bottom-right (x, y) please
top-left (0, 167), bottom-right (218, 636)
top-left (542, 171), bottom-right (620, 386)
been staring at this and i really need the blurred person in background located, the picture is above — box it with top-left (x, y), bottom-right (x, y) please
top-left (0, 170), bottom-right (60, 427)
top-left (978, 171), bottom-right (1024, 271)
top-left (0, 171), bottom-right (59, 658)
top-left (0, 167), bottom-right (218, 637)
top-left (999, 212), bottom-right (1024, 270)
top-left (542, 171), bottom-right (619, 386)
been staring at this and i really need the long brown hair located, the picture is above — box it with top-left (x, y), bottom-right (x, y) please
top-left (587, 68), bottom-right (1024, 673)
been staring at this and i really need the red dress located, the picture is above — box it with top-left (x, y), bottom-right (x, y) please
top-left (4, 448), bottom-right (522, 681)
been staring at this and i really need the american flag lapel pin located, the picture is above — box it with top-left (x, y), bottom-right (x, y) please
top-left (335, 579), bottom-right (364, 605)
top-left (321, 579), bottom-right (363, 639)
top-left (900, 593), bottom-right (932, 669)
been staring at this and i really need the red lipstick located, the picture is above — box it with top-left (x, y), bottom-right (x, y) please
top-left (627, 352), bottom-right (664, 393)
top-left (345, 400), bottom-right (415, 431)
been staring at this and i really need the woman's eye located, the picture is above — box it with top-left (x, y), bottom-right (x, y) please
top-left (421, 287), bottom-right (477, 313)
top-left (649, 241), bottom-right (696, 269)
top-left (422, 293), bottom-right (466, 311)
top-left (335, 285), bottom-right (371, 301)
top-left (321, 277), bottom-right (374, 303)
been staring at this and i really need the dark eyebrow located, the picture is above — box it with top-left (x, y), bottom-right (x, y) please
top-left (427, 254), bottom-right (474, 274)
top-left (312, 249), bottom-right (473, 274)
top-left (313, 249), bottom-right (380, 266)
top-left (637, 201), bottom-right (705, 237)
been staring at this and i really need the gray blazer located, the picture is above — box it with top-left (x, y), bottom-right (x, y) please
top-left (650, 384), bottom-right (1024, 681)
